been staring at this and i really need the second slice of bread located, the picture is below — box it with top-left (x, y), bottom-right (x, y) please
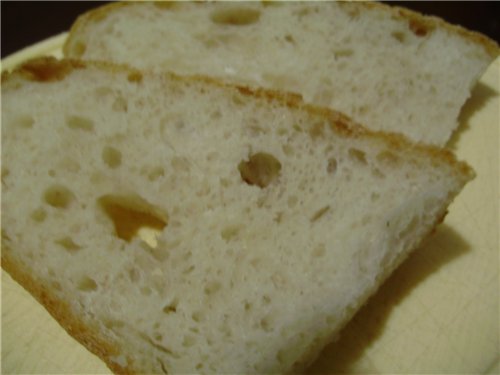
top-left (64, 1), bottom-right (499, 145)
top-left (2, 58), bottom-right (473, 374)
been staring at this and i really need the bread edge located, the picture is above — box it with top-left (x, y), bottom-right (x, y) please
top-left (293, 209), bottom-right (450, 372)
top-left (1, 249), bottom-right (135, 374)
top-left (62, 1), bottom-right (499, 60)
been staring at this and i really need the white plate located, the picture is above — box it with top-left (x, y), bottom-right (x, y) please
top-left (1, 35), bottom-right (499, 374)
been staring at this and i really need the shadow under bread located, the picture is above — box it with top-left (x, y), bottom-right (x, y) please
top-left (448, 82), bottom-right (498, 151)
top-left (306, 224), bottom-right (471, 374)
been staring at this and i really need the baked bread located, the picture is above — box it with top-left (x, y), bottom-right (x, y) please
top-left (63, 1), bottom-right (499, 145)
top-left (1, 58), bottom-right (473, 374)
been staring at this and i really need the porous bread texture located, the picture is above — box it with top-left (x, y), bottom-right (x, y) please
top-left (64, 1), bottom-right (500, 146)
top-left (2, 58), bottom-right (473, 374)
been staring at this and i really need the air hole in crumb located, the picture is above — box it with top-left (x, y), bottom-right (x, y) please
top-left (262, 295), bottom-right (271, 305)
top-left (204, 281), bottom-right (222, 296)
top-left (78, 276), bottom-right (98, 292)
top-left (128, 267), bottom-right (140, 283)
top-left (238, 152), bottom-right (281, 188)
top-left (44, 185), bottom-right (74, 208)
top-left (66, 115), bottom-right (94, 132)
top-left (282, 144), bottom-right (294, 157)
top-left (141, 286), bottom-right (152, 296)
top-left (372, 168), bottom-right (385, 179)
top-left (220, 178), bottom-right (231, 188)
top-left (333, 48), bottom-right (354, 59)
top-left (192, 311), bottom-right (204, 322)
top-left (12, 114), bottom-right (35, 129)
top-left (409, 19), bottom-right (431, 37)
top-left (312, 244), bottom-right (326, 257)
top-left (112, 96), bottom-right (128, 112)
top-left (284, 34), bottom-right (296, 44)
top-left (311, 206), bottom-right (330, 222)
top-left (327, 158), bottom-right (338, 174)
top-left (127, 72), bottom-right (143, 83)
top-left (31, 207), bottom-right (47, 222)
top-left (98, 194), bottom-right (167, 242)
top-left (182, 335), bottom-right (196, 347)
top-left (154, 333), bottom-right (163, 342)
top-left (102, 146), bottom-right (122, 169)
top-left (210, 110), bottom-right (222, 119)
top-left (1, 167), bottom-right (10, 184)
top-left (391, 30), bottom-right (407, 43)
top-left (250, 258), bottom-right (261, 268)
top-left (55, 237), bottom-right (81, 253)
top-left (148, 166), bottom-right (165, 181)
top-left (259, 316), bottom-right (273, 332)
top-left (207, 151), bottom-right (219, 162)
top-left (163, 299), bottom-right (178, 314)
top-left (182, 265), bottom-right (195, 275)
top-left (308, 121), bottom-right (326, 138)
top-left (71, 41), bottom-right (87, 57)
top-left (210, 7), bottom-right (261, 25)
top-left (221, 225), bottom-right (241, 242)
top-left (171, 156), bottom-right (190, 172)
top-left (348, 148), bottom-right (367, 164)
top-left (274, 211), bottom-right (283, 223)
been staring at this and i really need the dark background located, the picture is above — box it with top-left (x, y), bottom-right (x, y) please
top-left (1, 1), bottom-right (499, 59)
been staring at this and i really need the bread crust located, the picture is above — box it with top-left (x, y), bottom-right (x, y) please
top-left (1, 248), bottom-right (134, 374)
top-left (63, 1), bottom-right (499, 60)
top-left (353, 2), bottom-right (499, 57)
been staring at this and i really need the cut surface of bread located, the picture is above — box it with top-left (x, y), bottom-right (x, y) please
top-left (63, 1), bottom-right (500, 146)
top-left (1, 58), bottom-right (473, 374)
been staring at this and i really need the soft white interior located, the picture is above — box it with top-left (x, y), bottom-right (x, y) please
top-left (2, 65), bottom-right (468, 373)
top-left (65, 2), bottom-right (495, 145)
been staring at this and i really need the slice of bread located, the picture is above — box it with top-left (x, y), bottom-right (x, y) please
top-left (63, 1), bottom-right (499, 146)
top-left (1, 58), bottom-right (473, 374)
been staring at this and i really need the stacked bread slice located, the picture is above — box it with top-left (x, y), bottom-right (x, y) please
top-left (2, 2), bottom-right (498, 374)
top-left (64, 1), bottom-right (499, 145)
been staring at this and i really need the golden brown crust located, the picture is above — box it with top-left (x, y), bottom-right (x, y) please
top-left (2, 56), bottom-right (86, 83)
top-left (388, 4), bottom-right (499, 58)
top-left (63, 2), bottom-right (130, 57)
top-left (338, 2), bottom-right (499, 58)
top-left (63, 1), bottom-right (500, 60)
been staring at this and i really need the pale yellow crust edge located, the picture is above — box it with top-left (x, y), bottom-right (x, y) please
top-left (63, 1), bottom-right (499, 60)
